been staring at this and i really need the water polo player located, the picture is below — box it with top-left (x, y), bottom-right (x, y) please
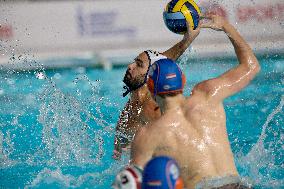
top-left (130, 15), bottom-right (260, 189)
top-left (112, 156), bottom-right (184, 189)
top-left (112, 20), bottom-right (201, 159)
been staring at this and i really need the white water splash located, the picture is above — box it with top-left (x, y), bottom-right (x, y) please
top-left (24, 155), bottom-right (129, 189)
top-left (0, 130), bottom-right (17, 167)
top-left (35, 72), bottom-right (46, 80)
top-left (238, 95), bottom-right (284, 188)
top-left (36, 73), bottom-right (116, 166)
top-left (38, 82), bottom-right (97, 165)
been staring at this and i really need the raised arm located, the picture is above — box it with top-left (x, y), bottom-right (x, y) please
top-left (112, 100), bottom-right (134, 159)
top-left (162, 20), bottom-right (201, 61)
top-left (196, 15), bottom-right (260, 100)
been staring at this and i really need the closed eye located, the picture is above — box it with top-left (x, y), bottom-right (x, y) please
top-left (135, 58), bottom-right (144, 67)
top-left (137, 62), bottom-right (143, 67)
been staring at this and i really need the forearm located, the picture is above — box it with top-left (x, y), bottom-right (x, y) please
top-left (114, 118), bottom-right (130, 146)
top-left (113, 102), bottom-right (130, 151)
top-left (114, 119), bottom-right (126, 139)
top-left (163, 19), bottom-right (201, 61)
top-left (113, 120), bottom-right (130, 159)
top-left (223, 23), bottom-right (259, 69)
top-left (162, 38), bottom-right (193, 61)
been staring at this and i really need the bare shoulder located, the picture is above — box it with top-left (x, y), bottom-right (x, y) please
top-left (183, 80), bottom-right (223, 108)
top-left (187, 79), bottom-right (214, 100)
top-left (131, 121), bottom-right (161, 166)
top-left (192, 79), bottom-right (213, 95)
top-left (133, 122), bottom-right (157, 143)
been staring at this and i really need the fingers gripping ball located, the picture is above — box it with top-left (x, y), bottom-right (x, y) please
top-left (112, 166), bottom-right (142, 189)
top-left (163, 0), bottom-right (201, 34)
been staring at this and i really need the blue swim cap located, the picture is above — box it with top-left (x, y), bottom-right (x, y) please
top-left (142, 156), bottom-right (184, 189)
top-left (147, 59), bottom-right (185, 96)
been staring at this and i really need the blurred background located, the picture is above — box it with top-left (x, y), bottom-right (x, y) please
top-left (0, 0), bottom-right (283, 189)
top-left (1, 0), bottom-right (283, 69)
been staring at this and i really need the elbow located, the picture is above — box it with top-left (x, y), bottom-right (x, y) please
top-left (247, 55), bottom-right (260, 75)
top-left (252, 59), bottom-right (261, 75)
top-left (242, 58), bottom-right (260, 79)
top-left (255, 62), bottom-right (261, 73)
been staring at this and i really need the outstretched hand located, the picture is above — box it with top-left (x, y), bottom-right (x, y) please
top-left (201, 15), bottom-right (229, 31)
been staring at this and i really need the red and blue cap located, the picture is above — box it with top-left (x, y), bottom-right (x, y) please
top-left (147, 59), bottom-right (186, 96)
top-left (142, 156), bottom-right (184, 189)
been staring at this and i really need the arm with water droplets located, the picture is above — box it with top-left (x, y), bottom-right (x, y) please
top-left (112, 100), bottom-right (132, 160)
top-left (196, 15), bottom-right (260, 100)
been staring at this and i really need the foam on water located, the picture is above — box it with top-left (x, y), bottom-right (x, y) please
top-left (23, 155), bottom-right (122, 187)
top-left (24, 154), bottom-right (130, 188)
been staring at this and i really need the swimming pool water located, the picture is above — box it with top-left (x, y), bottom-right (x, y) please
top-left (0, 55), bottom-right (283, 189)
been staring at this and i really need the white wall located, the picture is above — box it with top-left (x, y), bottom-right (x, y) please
top-left (0, 0), bottom-right (283, 66)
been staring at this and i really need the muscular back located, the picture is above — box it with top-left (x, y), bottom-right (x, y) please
top-left (131, 16), bottom-right (260, 188)
top-left (149, 92), bottom-right (238, 188)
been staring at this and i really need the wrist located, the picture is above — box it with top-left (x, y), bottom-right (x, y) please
top-left (222, 22), bottom-right (235, 33)
top-left (181, 37), bottom-right (193, 48)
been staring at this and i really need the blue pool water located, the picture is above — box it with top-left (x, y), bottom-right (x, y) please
top-left (0, 55), bottom-right (283, 189)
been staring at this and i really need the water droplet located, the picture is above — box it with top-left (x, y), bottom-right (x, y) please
top-left (35, 72), bottom-right (46, 80)
top-left (75, 67), bottom-right (86, 74)
top-left (0, 88), bottom-right (4, 95)
top-left (53, 73), bottom-right (61, 80)
top-left (6, 78), bottom-right (15, 85)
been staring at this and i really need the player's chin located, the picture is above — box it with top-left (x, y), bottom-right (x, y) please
top-left (123, 76), bottom-right (132, 86)
top-left (123, 72), bottom-right (132, 82)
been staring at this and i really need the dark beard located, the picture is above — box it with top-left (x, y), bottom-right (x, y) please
top-left (123, 71), bottom-right (146, 91)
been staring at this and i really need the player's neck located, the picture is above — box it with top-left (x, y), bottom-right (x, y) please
top-left (158, 94), bottom-right (184, 114)
top-left (131, 84), bottom-right (151, 104)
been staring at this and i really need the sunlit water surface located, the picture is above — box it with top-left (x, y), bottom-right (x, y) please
top-left (0, 55), bottom-right (283, 189)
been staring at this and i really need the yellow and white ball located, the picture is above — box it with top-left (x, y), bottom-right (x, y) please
top-left (163, 0), bottom-right (201, 34)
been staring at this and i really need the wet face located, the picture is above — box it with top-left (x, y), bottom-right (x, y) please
top-left (123, 52), bottom-right (150, 90)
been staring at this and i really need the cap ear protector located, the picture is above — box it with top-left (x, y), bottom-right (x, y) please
top-left (175, 177), bottom-right (184, 189)
top-left (147, 73), bottom-right (186, 95)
